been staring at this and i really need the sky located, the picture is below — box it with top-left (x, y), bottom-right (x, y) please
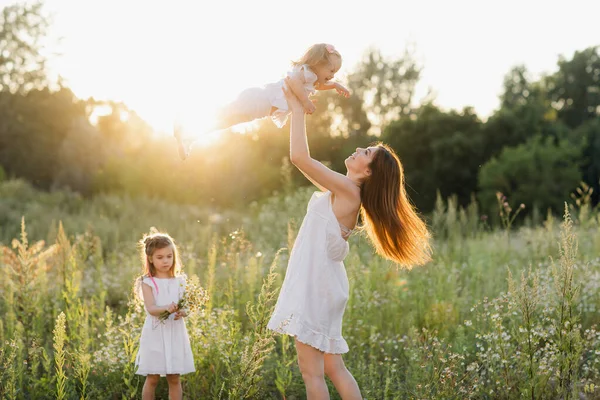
top-left (4, 0), bottom-right (599, 134)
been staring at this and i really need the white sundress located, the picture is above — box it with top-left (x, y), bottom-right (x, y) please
top-left (267, 191), bottom-right (353, 354)
top-left (135, 276), bottom-right (196, 376)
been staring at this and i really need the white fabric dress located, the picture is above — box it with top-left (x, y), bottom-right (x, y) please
top-left (267, 191), bottom-right (352, 354)
top-left (135, 276), bottom-right (196, 376)
top-left (224, 64), bottom-right (318, 128)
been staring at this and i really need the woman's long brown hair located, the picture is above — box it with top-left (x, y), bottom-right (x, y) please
top-left (360, 144), bottom-right (432, 268)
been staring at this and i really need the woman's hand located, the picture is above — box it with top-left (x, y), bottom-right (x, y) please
top-left (284, 77), bottom-right (310, 113)
top-left (302, 99), bottom-right (317, 114)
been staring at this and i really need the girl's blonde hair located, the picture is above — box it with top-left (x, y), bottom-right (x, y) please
top-left (292, 43), bottom-right (342, 70)
top-left (138, 228), bottom-right (181, 278)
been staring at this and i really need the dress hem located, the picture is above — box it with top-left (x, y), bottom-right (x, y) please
top-left (267, 314), bottom-right (349, 354)
top-left (135, 368), bottom-right (196, 377)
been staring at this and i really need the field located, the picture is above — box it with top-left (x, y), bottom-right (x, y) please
top-left (1, 179), bottom-right (599, 399)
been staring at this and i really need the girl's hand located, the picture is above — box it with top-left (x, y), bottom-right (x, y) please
top-left (173, 310), bottom-right (188, 320)
top-left (283, 77), bottom-right (306, 113)
top-left (166, 302), bottom-right (178, 314)
top-left (334, 83), bottom-right (350, 98)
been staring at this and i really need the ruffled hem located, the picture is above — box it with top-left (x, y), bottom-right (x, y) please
top-left (267, 314), bottom-right (349, 354)
top-left (135, 367), bottom-right (196, 377)
top-left (271, 111), bottom-right (290, 128)
top-left (270, 94), bottom-right (290, 128)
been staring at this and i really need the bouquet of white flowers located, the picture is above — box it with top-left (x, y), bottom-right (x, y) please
top-left (158, 275), bottom-right (209, 322)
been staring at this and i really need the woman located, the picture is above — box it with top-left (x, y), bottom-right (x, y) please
top-left (267, 77), bottom-right (432, 399)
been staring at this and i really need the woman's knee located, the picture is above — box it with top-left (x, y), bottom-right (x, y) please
top-left (166, 374), bottom-right (180, 385)
top-left (296, 342), bottom-right (325, 382)
top-left (299, 364), bottom-right (325, 383)
top-left (324, 356), bottom-right (347, 380)
top-left (298, 356), bottom-right (324, 379)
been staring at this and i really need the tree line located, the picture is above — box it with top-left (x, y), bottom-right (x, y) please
top-left (0, 2), bottom-right (598, 217)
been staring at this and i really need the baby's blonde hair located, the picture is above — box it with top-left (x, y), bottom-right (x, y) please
top-left (292, 43), bottom-right (342, 70)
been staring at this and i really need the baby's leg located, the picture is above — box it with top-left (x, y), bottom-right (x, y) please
top-left (213, 102), bottom-right (256, 131)
top-left (215, 86), bottom-right (273, 129)
top-left (175, 87), bottom-right (271, 159)
top-left (173, 112), bottom-right (234, 160)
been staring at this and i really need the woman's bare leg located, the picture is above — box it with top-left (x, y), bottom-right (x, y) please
top-left (324, 353), bottom-right (362, 399)
top-left (295, 339), bottom-right (330, 399)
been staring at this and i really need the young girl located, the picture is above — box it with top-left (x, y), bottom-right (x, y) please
top-left (267, 82), bottom-right (431, 398)
top-left (134, 231), bottom-right (195, 400)
top-left (174, 43), bottom-right (350, 160)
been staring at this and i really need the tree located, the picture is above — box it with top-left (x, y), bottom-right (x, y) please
top-left (382, 104), bottom-right (484, 211)
top-left (500, 65), bottom-right (535, 109)
top-left (0, 1), bottom-right (55, 187)
top-left (53, 115), bottom-right (105, 195)
top-left (478, 136), bottom-right (582, 216)
top-left (311, 47), bottom-right (422, 138)
top-left (0, 1), bottom-right (49, 94)
top-left (572, 117), bottom-right (600, 205)
top-left (548, 46), bottom-right (600, 129)
top-left (90, 99), bottom-right (154, 153)
top-left (482, 65), bottom-right (565, 160)
top-left (0, 87), bottom-right (89, 189)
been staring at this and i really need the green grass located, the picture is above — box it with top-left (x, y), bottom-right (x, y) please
top-left (0, 179), bottom-right (599, 399)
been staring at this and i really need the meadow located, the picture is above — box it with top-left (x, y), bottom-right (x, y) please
top-left (0, 178), bottom-right (599, 399)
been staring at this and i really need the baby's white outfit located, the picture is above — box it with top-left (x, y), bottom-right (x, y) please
top-left (225, 64), bottom-right (318, 128)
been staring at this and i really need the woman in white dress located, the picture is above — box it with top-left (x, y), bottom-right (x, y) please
top-left (267, 79), bottom-right (432, 399)
top-left (135, 231), bottom-right (195, 400)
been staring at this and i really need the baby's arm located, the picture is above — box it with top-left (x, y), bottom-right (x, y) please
top-left (142, 283), bottom-right (177, 316)
top-left (287, 70), bottom-right (316, 114)
top-left (315, 81), bottom-right (350, 98)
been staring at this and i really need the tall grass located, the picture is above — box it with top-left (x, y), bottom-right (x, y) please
top-left (0, 179), bottom-right (599, 399)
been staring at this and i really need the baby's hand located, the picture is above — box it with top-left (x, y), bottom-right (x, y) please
top-left (334, 83), bottom-right (350, 98)
top-left (302, 99), bottom-right (317, 115)
top-left (166, 302), bottom-right (178, 314)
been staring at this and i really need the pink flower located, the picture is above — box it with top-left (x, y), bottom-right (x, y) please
top-left (325, 44), bottom-right (336, 53)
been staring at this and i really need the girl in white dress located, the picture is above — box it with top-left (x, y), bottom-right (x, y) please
top-left (134, 231), bottom-right (195, 400)
top-left (267, 80), bottom-right (432, 399)
top-left (174, 43), bottom-right (350, 160)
